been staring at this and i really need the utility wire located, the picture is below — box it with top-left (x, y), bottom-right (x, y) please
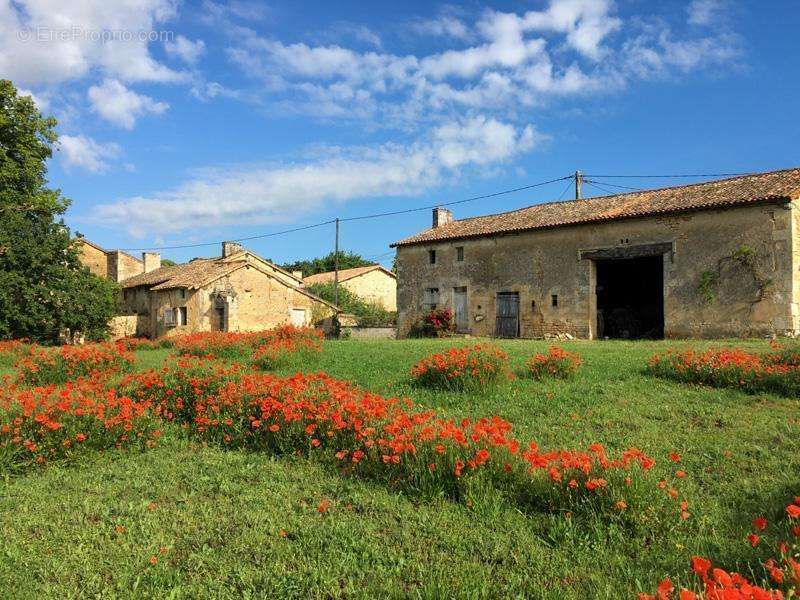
top-left (584, 172), bottom-right (752, 179)
top-left (117, 171), bottom-right (752, 252)
top-left (583, 178), bottom-right (644, 191)
top-left (339, 176), bottom-right (572, 222)
top-left (556, 178), bottom-right (574, 201)
top-left (119, 220), bottom-right (337, 252)
top-left (583, 181), bottom-right (620, 196)
top-left (118, 175), bottom-right (572, 251)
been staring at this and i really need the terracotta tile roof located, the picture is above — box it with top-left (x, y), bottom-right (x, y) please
top-left (392, 167), bottom-right (800, 247)
top-left (303, 264), bottom-right (396, 285)
top-left (120, 257), bottom-right (241, 289)
top-left (120, 253), bottom-right (342, 310)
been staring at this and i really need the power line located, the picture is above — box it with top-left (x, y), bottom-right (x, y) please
top-left (119, 220), bottom-right (336, 252)
top-left (115, 170), bottom-right (754, 252)
top-left (583, 178), bottom-right (644, 191)
top-left (584, 172), bottom-right (752, 179)
top-left (583, 180), bottom-right (620, 196)
top-left (556, 178), bottom-right (574, 201)
top-left (117, 175), bottom-right (573, 251)
top-left (339, 176), bottom-right (572, 223)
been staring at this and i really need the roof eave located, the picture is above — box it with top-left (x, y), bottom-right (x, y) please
top-left (392, 196), bottom-right (793, 248)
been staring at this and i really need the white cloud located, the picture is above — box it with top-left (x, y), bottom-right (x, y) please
top-left (16, 88), bottom-right (49, 110)
top-left (95, 116), bottom-right (537, 236)
top-left (88, 78), bottom-right (169, 129)
top-left (227, 0), bottom-right (740, 127)
top-left (687, 0), bottom-right (727, 26)
top-left (58, 134), bottom-right (120, 173)
top-left (410, 13), bottom-right (472, 41)
top-left (0, 0), bottom-right (185, 87)
top-left (165, 35), bottom-right (206, 64)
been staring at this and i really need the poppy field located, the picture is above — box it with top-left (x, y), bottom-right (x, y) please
top-left (0, 335), bottom-right (798, 598)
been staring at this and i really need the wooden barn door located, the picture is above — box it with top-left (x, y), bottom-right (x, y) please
top-left (453, 287), bottom-right (468, 333)
top-left (495, 292), bottom-right (520, 338)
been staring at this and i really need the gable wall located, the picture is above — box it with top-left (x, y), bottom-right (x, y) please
top-left (396, 202), bottom-right (798, 339)
top-left (342, 269), bottom-right (397, 310)
top-left (76, 241), bottom-right (108, 278)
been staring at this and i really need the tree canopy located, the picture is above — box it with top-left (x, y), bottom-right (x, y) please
top-left (0, 80), bottom-right (118, 343)
top-left (281, 251), bottom-right (374, 277)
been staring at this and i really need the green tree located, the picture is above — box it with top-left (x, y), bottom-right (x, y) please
top-left (281, 251), bottom-right (374, 277)
top-left (0, 80), bottom-right (118, 343)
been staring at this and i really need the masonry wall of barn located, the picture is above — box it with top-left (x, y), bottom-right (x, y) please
top-left (395, 201), bottom-right (800, 339)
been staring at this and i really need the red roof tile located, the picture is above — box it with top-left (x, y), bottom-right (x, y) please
top-left (392, 167), bottom-right (800, 247)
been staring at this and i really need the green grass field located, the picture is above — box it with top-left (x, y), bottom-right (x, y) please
top-left (1, 338), bottom-right (798, 598)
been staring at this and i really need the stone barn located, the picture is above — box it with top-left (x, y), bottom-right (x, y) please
top-left (392, 168), bottom-right (800, 339)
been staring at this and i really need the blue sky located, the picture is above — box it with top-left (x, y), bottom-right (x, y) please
top-left (4, 0), bottom-right (799, 266)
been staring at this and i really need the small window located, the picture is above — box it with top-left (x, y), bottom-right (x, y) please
top-left (551, 294), bottom-right (558, 307)
top-left (424, 287), bottom-right (440, 310)
top-left (177, 306), bottom-right (187, 326)
top-left (179, 288), bottom-right (186, 299)
top-left (456, 246), bottom-right (464, 262)
top-left (165, 307), bottom-right (187, 327)
top-left (429, 249), bottom-right (436, 264)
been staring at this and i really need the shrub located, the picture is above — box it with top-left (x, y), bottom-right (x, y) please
top-left (15, 342), bottom-right (134, 386)
top-left (420, 308), bottom-right (455, 337)
top-left (411, 344), bottom-right (510, 390)
top-left (0, 378), bottom-right (159, 470)
top-left (646, 348), bottom-right (800, 397)
top-left (526, 346), bottom-right (582, 379)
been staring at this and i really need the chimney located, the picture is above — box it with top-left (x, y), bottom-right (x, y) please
top-left (432, 207), bottom-right (453, 228)
top-left (222, 241), bottom-right (243, 257)
top-left (292, 270), bottom-right (303, 280)
top-left (142, 252), bottom-right (161, 273)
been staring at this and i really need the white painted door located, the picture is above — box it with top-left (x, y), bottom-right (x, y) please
top-left (291, 308), bottom-right (307, 327)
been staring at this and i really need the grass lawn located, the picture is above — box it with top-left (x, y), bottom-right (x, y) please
top-left (1, 338), bottom-right (798, 598)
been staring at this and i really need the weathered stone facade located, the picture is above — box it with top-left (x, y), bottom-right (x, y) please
top-left (75, 238), bottom-right (144, 282)
top-left (340, 268), bottom-right (397, 311)
top-left (118, 244), bottom-right (337, 339)
top-left (395, 201), bottom-right (800, 339)
top-left (303, 265), bottom-right (397, 311)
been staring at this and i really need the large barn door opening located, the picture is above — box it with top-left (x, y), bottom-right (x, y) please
top-left (496, 292), bottom-right (520, 338)
top-left (595, 256), bottom-right (664, 339)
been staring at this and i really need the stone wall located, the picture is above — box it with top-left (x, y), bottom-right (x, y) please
top-left (108, 315), bottom-right (141, 340)
top-left (343, 326), bottom-right (397, 339)
top-left (76, 241), bottom-right (108, 279)
top-left (396, 202), bottom-right (800, 339)
top-left (119, 264), bottom-right (336, 338)
top-left (342, 269), bottom-right (397, 311)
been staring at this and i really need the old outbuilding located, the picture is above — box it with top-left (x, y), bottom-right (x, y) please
top-left (392, 168), bottom-right (800, 339)
top-left (78, 240), bottom-right (339, 339)
top-left (303, 265), bottom-right (397, 310)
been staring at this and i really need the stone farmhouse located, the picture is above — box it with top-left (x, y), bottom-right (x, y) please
top-left (392, 167), bottom-right (800, 340)
top-left (303, 265), bottom-right (397, 311)
top-left (78, 240), bottom-right (338, 339)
